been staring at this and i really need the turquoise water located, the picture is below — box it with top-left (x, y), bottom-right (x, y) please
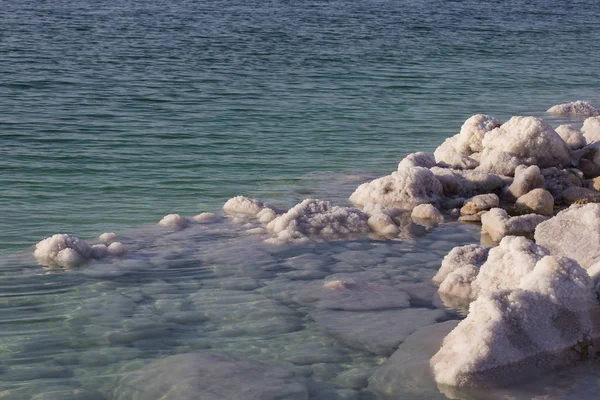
top-left (2, 0), bottom-right (599, 249)
top-left (2, 0), bottom-right (600, 399)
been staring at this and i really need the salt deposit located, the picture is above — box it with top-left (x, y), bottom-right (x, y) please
top-left (398, 152), bottom-right (436, 172)
top-left (98, 232), bottom-right (117, 242)
top-left (192, 212), bottom-right (217, 223)
top-left (507, 164), bottom-right (544, 200)
top-left (411, 204), bottom-right (443, 222)
top-left (430, 167), bottom-right (506, 198)
top-left (460, 194), bottom-right (499, 215)
top-left (582, 116), bottom-right (600, 144)
top-left (480, 208), bottom-right (548, 242)
top-left (158, 213), bottom-right (189, 230)
top-left (455, 114), bottom-right (502, 154)
top-left (34, 233), bottom-right (93, 267)
top-left (107, 241), bottom-right (126, 256)
top-left (555, 124), bottom-right (586, 150)
top-left (478, 116), bottom-right (572, 176)
top-left (547, 100), bottom-right (599, 117)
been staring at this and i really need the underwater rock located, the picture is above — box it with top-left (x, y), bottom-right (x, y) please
top-left (547, 100), bottom-right (599, 117)
top-left (158, 213), bottom-right (188, 231)
top-left (480, 208), bottom-right (548, 242)
top-left (555, 124), bottom-right (586, 150)
top-left (34, 233), bottom-right (93, 267)
top-left (349, 167), bottom-right (443, 210)
top-left (431, 256), bottom-right (600, 388)
top-left (515, 188), bottom-right (554, 216)
top-left (266, 199), bottom-right (370, 243)
top-left (478, 116), bottom-right (572, 176)
top-left (535, 203), bottom-right (600, 268)
top-left (114, 353), bottom-right (309, 400)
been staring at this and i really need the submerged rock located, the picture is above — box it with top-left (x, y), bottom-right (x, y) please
top-left (535, 203), bottom-right (600, 268)
top-left (478, 116), bottom-right (572, 176)
top-left (114, 353), bottom-right (309, 400)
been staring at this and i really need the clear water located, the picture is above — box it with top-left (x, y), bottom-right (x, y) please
top-left (2, 0), bottom-right (600, 398)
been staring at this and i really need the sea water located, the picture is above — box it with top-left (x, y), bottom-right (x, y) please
top-left (1, 0), bottom-right (600, 398)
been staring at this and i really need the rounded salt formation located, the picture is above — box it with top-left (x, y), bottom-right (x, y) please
top-left (192, 212), bottom-right (217, 223)
top-left (107, 241), bottom-right (126, 256)
top-left (460, 193), bottom-right (499, 215)
top-left (34, 233), bottom-right (93, 268)
top-left (431, 255), bottom-right (600, 388)
top-left (582, 116), bottom-right (600, 144)
top-left (477, 116), bottom-right (572, 176)
top-left (158, 213), bottom-right (188, 231)
top-left (223, 195), bottom-right (264, 217)
top-left (98, 232), bottom-right (117, 242)
top-left (410, 204), bottom-right (443, 223)
top-left (555, 124), bottom-right (586, 150)
top-left (433, 244), bottom-right (489, 285)
top-left (398, 152), bottom-right (436, 172)
top-left (349, 167), bottom-right (443, 210)
top-left (547, 100), bottom-right (599, 117)
top-left (266, 199), bottom-right (370, 242)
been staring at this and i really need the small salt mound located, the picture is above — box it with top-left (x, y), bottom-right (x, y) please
top-left (192, 212), bottom-right (217, 223)
top-left (582, 116), bottom-right (600, 144)
top-left (107, 242), bottom-right (126, 256)
top-left (535, 203), bottom-right (600, 268)
top-left (98, 232), bottom-right (117, 242)
top-left (411, 204), bottom-right (443, 223)
top-left (349, 167), bottom-right (443, 210)
top-left (480, 208), bottom-right (548, 242)
top-left (34, 234), bottom-right (93, 268)
top-left (555, 124), bottom-right (586, 150)
top-left (158, 213), bottom-right (188, 231)
top-left (431, 255), bottom-right (599, 388)
top-left (398, 152), bottom-right (436, 172)
top-left (472, 236), bottom-right (549, 295)
top-left (478, 116), bottom-right (572, 176)
top-left (433, 244), bottom-right (489, 285)
top-left (223, 195), bottom-right (264, 217)
top-left (455, 114), bottom-right (501, 154)
top-left (547, 100), bottom-right (599, 117)
top-left (266, 199), bottom-right (370, 242)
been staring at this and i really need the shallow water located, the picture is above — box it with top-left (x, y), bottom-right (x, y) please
top-left (2, 0), bottom-right (600, 398)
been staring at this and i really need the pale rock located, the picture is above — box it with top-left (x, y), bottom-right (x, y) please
top-left (547, 100), bottom-right (600, 117)
top-left (582, 116), bottom-right (600, 144)
top-left (398, 152), bottom-right (436, 172)
top-left (535, 203), bottom-right (600, 268)
top-left (478, 116), bottom-right (572, 176)
top-left (192, 212), bottom-right (217, 223)
top-left (481, 208), bottom-right (548, 242)
top-left (507, 165), bottom-right (544, 199)
top-left (555, 124), bottom-right (586, 150)
top-left (434, 135), bottom-right (479, 170)
top-left (107, 242), bottom-right (126, 256)
top-left (515, 188), bottom-right (554, 216)
top-left (460, 194), bottom-right (499, 215)
top-left (411, 204), bottom-right (444, 223)
top-left (98, 232), bottom-right (117, 242)
top-left (158, 214), bottom-right (188, 231)
top-left (349, 167), bottom-right (443, 209)
top-left (559, 186), bottom-right (600, 205)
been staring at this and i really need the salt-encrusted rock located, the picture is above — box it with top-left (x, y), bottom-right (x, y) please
top-left (582, 116), bottom-right (600, 144)
top-left (481, 208), bottom-right (548, 242)
top-left (430, 167), bottom-right (506, 198)
top-left (555, 124), bottom-right (586, 150)
top-left (507, 165), bottom-right (544, 200)
top-left (547, 100), bottom-right (600, 117)
top-left (107, 242), bottom-right (126, 256)
top-left (411, 204), bottom-right (444, 223)
top-left (515, 188), bottom-right (554, 216)
top-left (192, 212), bottom-right (217, 223)
top-left (114, 353), bottom-right (308, 400)
top-left (266, 199), bottom-right (369, 242)
top-left (460, 194), bottom-right (499, 215)
top-left (472, 236), bottom-right (549, 296)
top-left (434, 135), bottom-right (479, 170)
top-left (349, 167), bottom-right (443, 210)
top-left (535, 203), bottom-right (600, 268)
top-left (223, 195), bottom-right (264, 217)
top-left (158, 213), bottom-right (188, 231)
top-left (457, 211), bottom-right (485, 223)
top-left (478, 116), bottom-right (572, 176)
top-left (257, 208), bottom-right (277, 223)
top-left (433, 244), bottom-right (490, 285)
top-left (541, 167), bottom-right (584, 199)
top-left (455, 114), bottom-right (502, 154)
top-left (34, 234), bottom-right (93, 268)
top-left (98, 232), bottom-right (117, 242)
top-left (560, 186), bottom-right (600, 205)
top-left (398, 152), bottom-right (436, 172)
top-left (368, 320), bottom-right (460, 399)
top-left (433, 115), bottom-right (500, 169)
top-left (431, 255), bottom-right (600, 388)
top-left (438, 265), bottom-right (480, 300)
